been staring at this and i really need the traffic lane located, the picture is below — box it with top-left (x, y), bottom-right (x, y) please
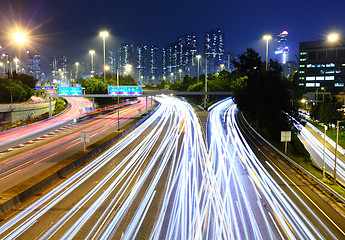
top-left (0, 102), bottom-right (148, 192)
top-left (0, 97), bottom-right (93, 148)
top-left (0, 101), bottom-right (179, 239)
top-left (236, 112), bottom-right (345, 239)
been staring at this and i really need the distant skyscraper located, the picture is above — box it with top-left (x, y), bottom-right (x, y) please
top-left (26, 51), bottom-right (41, 80)
top-left (275, 31), bottom-right (289, 64)
top-left (120, 43), bottom-right (135, 75)
top-left (108, 50), bottom-right (116, 74)
top-left (51, 54), bottom-right (69, 83)
top-left (204, 29), bottom-right (225, 74)
top-left (137, 44), bottom-right (148, 83)
top-left (149, 46), bottom-right (159, 83)
top-left (178, 33), bottom-right (198, 76)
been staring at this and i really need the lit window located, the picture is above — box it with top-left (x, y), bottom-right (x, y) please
top-left (325, 76), bottom-right (335, 80)
top-left (306, 83), bottom-right (315, 87)
top-left (336, 70), bottom-right (341, 74)
top-left (299, 71), bottom-right (305, 74)
top-left (299, 83), bottom-right (305, 86)
top-left (300, 65), bottom-right (305, 68)
top-left (342, 63), bottom-right (345, 67)
top-left (326, 70), bottom-right (335, 74)
top-left (316, 76), bottom-right (324, 80)
top-left (316, 83), bottom-right (320, 87)
top-left (335, 83), bottom-right (344, 87)
top-left (300, 52), bottom-right (307, 55)
top-left (299, 77), bottom-right (305, 80)
top-left (306, 76), bottom-right (315, 81)
top-left (300, 58), bottom-right (306, 62)
top-left (326, 63), bottom-right (335, 67)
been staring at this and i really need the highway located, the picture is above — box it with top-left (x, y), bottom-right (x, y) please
top-left (215, 98), bottom-right (345, 239)
top-left (297, 120), bottom-right (345, 185)
top-left (1, 97), bottom-right (345, 239)
top-left (0, 96), bottom-right (209, 239)
top-left (0, 98), bottom-right (151, 192)
top-left (0, 96), bottom-right (93, 150)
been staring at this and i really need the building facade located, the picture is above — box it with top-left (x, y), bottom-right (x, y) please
top-left (204, 29), bottom-right (225, 74)
top-left (26, 51), bottom-right (41, 81)
top-left (299, 38), bottom-right (345, 99)
top-left (275, 31), bottom-right (289, 64)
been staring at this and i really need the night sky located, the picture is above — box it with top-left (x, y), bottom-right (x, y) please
top-left (1, 0), bottom-right (345, 73)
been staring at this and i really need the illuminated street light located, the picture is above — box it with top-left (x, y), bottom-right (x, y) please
top-left (178, 69), bottom-right (182, 80)
top-left (104, 65), bottom-right (110, 71)
top-left (89, 50), bottom-right (95, 77)
top-left (220, 64), bottom-right (225, 71)
top-left (263, 35), bottom-right (272, 71)
top-left (13, 31), bottom-right (26, 44)
top-left (125, 64), bottom-right (132, 74)
top-left (100, 31), bottom-right (109, 83)
top-left (328, 33), bottom-right (339, 42)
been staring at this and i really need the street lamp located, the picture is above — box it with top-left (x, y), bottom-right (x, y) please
top-left (322, 125), bottom-right (328, 180)
top-left (263, 35), bottom-right (272, 71)
top-left (100, 31), bottom-right (109, 83)
top-left (125, 64), bottom-right (132, 75)
top-left (75, 62), bottom-right (79, 80)
top-left (196, 55), bottom-right (201, 82)
top-left (328, 33), bottom-right (339, 42)
top-left (13, 31), bottom-right (26, 44)
top-left (334, 120), bottom-right (345, 184)
top-left (178, 69), bottom-right (182, 80)
top-left (170, 72), bottom-right (174, 82)
top-left (89, 50), bottom-right (95, 78)
top-left (220, 64), bottom-right (225, 71)
top-left (321, 87), bottom-right (326, 102)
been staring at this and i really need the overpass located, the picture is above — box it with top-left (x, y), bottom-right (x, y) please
top-left (48, 91), bottom-right (232, 117)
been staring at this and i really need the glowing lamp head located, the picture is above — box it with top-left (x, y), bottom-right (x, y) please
top-left (263, 35), bottom-right (272, 40)
top-left (328, 33), bottom-right (339, 42)
top-left (75, 62), bottom-right (79, 66)
top-left (196, 55), bottom-right (201, 59)
top-left (125, 64), bottom-right (132, 72)
top-left (100, 31), bottom-right (109, 37)
top-left (104, 65), bottom-right (110, 71)
top-left (13, 31), bottom-right (26, 44)
top-left (89, 50), bottom-right (95, 54)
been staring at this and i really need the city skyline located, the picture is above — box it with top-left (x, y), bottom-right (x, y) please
top-left (0, 0), bottom-right (344, 76)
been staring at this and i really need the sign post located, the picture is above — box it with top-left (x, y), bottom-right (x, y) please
top-left (80, 131), bottom-right (90, 151)
top-left (281, 131), bottom-right (291, 154)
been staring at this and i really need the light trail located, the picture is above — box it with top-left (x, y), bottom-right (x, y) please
top-left (0, 97), bottom-right (344, 239)
top-left (206, 98), bottom-right (336, 239)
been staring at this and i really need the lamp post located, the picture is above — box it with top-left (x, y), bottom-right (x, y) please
top-left (170, 72), bottom-right (174, 82)
top-left (89, 50), bottom-right (95, 78)
top-left (323, 125), bottom-right (328, 180)
top-left (178, 69), bottom-right (182, 80)
top-left (263, 35), bottom-right (272, 71)
top-left (321, 87), bottom-right (326, 102)
top-left (75, 62), bottom-right (79, 80)
top-left (100, 31), bottom-right (109, 83)
top-left (220, 64), bottom-right (225, 71)
top-left (334, 120), bottom-right (345, 184)
top-left (196, 55), bottom-right (201, 82)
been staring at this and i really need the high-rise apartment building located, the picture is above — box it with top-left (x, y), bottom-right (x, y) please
top-left (204, 29), bottom-right (225, 74)
top-left (51, 54), bottom-right (69, 83)
top-left (149, 46), bottom-right (159, 83)
top-left (26, 51), bottom-right (41, 80)
top-left (299, 37), bottom-right (345, 100)
top-left (137, 44), bottom-right (148, 83)
top-left (119, 43), bottom-right (135, 75)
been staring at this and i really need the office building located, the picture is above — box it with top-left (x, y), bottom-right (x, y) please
top-left (299, 37), bottom-right (345, 100)
top-left (275, 31), bottom-right (289, 64)
top-left (137, 44), bottom-right (148, 83)
top-left (51, 54), bottom-right (69, 83)
top-left (149, 46), bottom-right (159, 83)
